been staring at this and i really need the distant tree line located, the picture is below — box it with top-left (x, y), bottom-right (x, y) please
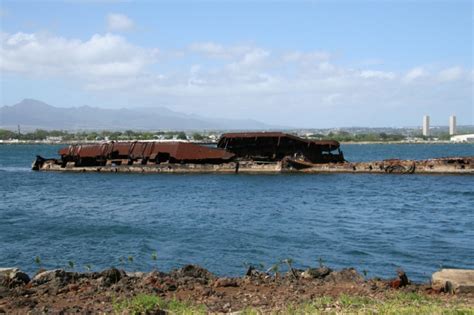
top-left (0, 128), bottom-right (456, 142)
top-left (0, 129), bottom-right (208, 141)
top-left (308, 131), bottom-right (407, 142)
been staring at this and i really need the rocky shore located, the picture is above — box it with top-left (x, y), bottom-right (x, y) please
top-left (1, 265), bottom-right (473, 314)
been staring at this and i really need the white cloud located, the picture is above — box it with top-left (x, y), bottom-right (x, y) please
top-left (403, 67), bottom-right (427, 82)
top-left (360, 70), bottom-right (396, 80)
top-left (0, 32), bottom-right (158, 78)
top-left (438, 66), bottom-right (463, 82)
top-left (188, 64), bottom-right (207, 85)
top-left (234, 48), bottom-right (269, 68)
top-left (282, 51), bottom-right (331, 63)
top-left (106, 13), bottom-right (134, 32)
top-left (1, 33), bottom-right (471, 126)
top-left (322, 93), bottom-right (342, 105)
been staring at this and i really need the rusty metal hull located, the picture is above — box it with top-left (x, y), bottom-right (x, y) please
top-left (58, 141), bottom-right (234, 166)
top-left (34, 157), bottom-right (473, 174)
top-left (217, 132), bottom-right (344, 163)
top-left (32, 138), bottom-right (473, 175)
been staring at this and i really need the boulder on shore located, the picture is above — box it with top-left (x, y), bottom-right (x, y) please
top-left (326, 268), bottom-right (365, 284)
top-left (432, 269), bottom-right (474, 294)
top-left (301, 266), bottom-right (332, 279)
top-left (0, 268), bottom-right (30, 287)
top-left (99, 268), bottom-right (125, 286)
top-left (170, 265), bottom-right (216, 282)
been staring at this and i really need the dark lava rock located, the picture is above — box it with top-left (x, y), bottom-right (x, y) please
top-left (301, 266), bottom-right (332, 279)
top-left (245, 266), bottom-right (267, 278)
top-left (171, 265), bottom-right (216, 281)
top-left (285, 269), bottom-right (304, 279)
top-left (0, 268), bottom-right (30, 288)
top-left (14, 271), bottom-right (30, 284)
top-left (0, 286), bottom-right (9, 299)
top-left (326, 268), bottom-right (364, 283)
top-left (32, 270), bottom-right (65, 286)
top-left (32, 269), bottom-right (81, 288)
top-left (12, 296), bottom-right (37, 309)
top-left (214, 278), bottom-right (239, 288)
top-left (100, 268), bottom-right (125, 286)
top-left (60, 305), bottom-right (85, 313)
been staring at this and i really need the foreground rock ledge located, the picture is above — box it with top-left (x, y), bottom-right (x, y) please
top-left (1, 265), bottom-right (473, 314)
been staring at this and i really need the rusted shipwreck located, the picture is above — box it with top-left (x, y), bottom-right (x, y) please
top-left (32, 132), bottom-right (473, 174)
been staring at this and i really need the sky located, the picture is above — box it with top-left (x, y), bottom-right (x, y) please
top-left (0, 0), bottom-right (473, 128)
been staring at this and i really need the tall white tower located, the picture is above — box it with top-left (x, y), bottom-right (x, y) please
top-left (449, 115), bottom-right (456, 135)
top-left (423, 115), bottom-right (430, 136)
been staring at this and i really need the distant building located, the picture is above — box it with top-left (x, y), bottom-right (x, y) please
top-left (449, 115), bottom-right (456, 135)
top-left (46, 136), bottom-right (63, 142)
top-left (422, 115), bottom-right (430, 136)
top-left (451, 134), bottom-right (474, 143)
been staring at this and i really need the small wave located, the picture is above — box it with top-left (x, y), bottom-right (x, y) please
top-left (449, 191), bottom-right (474, 197)
top-left (0, 166), bottom-right (31, 172)
top-left (345, 249), bottom-right (371, 257)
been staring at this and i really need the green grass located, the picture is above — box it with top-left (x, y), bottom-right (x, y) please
top-left (114, 292), bottom-right (473, 315)
top-left (248, 292), bottom-right (474, 315)
top-left (113, 294), bottom-right (206, 315)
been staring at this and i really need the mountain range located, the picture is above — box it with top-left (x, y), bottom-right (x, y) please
top-left (0, 99), bottom-right (277, 131)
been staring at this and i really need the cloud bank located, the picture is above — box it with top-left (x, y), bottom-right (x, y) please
top-left (1, 33), bottom-right (472, 127)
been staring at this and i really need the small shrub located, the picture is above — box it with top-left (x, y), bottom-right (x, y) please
top-left (67, 260), bottom-right (75, 270)
top-left (151, 251), bottom-right (158, 270)
top-left (34, 256), bottom-right (42, 268)
top-left (114, 295), bottom-right (206, 315)
top-left (318, 257), bottom-right (324, 268)
top-left (114, 294), bottom-right (160, 315)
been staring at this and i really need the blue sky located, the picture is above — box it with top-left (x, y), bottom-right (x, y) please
top-left (1, 0), bottom-right (472, 127)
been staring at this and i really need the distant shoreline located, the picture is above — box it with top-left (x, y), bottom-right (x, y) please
top-left (1, 140), bottom-right (471, 145)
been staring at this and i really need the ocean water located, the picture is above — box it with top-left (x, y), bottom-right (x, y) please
top-left (0, 143), bottom-right (473, 281)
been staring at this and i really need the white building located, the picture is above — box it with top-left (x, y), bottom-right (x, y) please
top-left (46, 136), bottom-right (63, 142)
top-left (422, 115), bottom-right (430, 136)
top-left (451, 134), bottom-right (474, 143)
top-left (449, 115), bottom-right (456, 135)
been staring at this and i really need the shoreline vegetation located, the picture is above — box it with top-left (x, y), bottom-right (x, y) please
top-left (1, 128), bottom-right (472, 145)
top-left (1, 140), bottom-right (466, 145)
top-left (1, 264), bottom-right (473, 314)
top-left (0, 129), bottom-right (472, 145)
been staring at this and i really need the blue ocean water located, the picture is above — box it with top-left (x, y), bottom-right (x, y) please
top-left (0, 143), bottom-right (473, 282)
